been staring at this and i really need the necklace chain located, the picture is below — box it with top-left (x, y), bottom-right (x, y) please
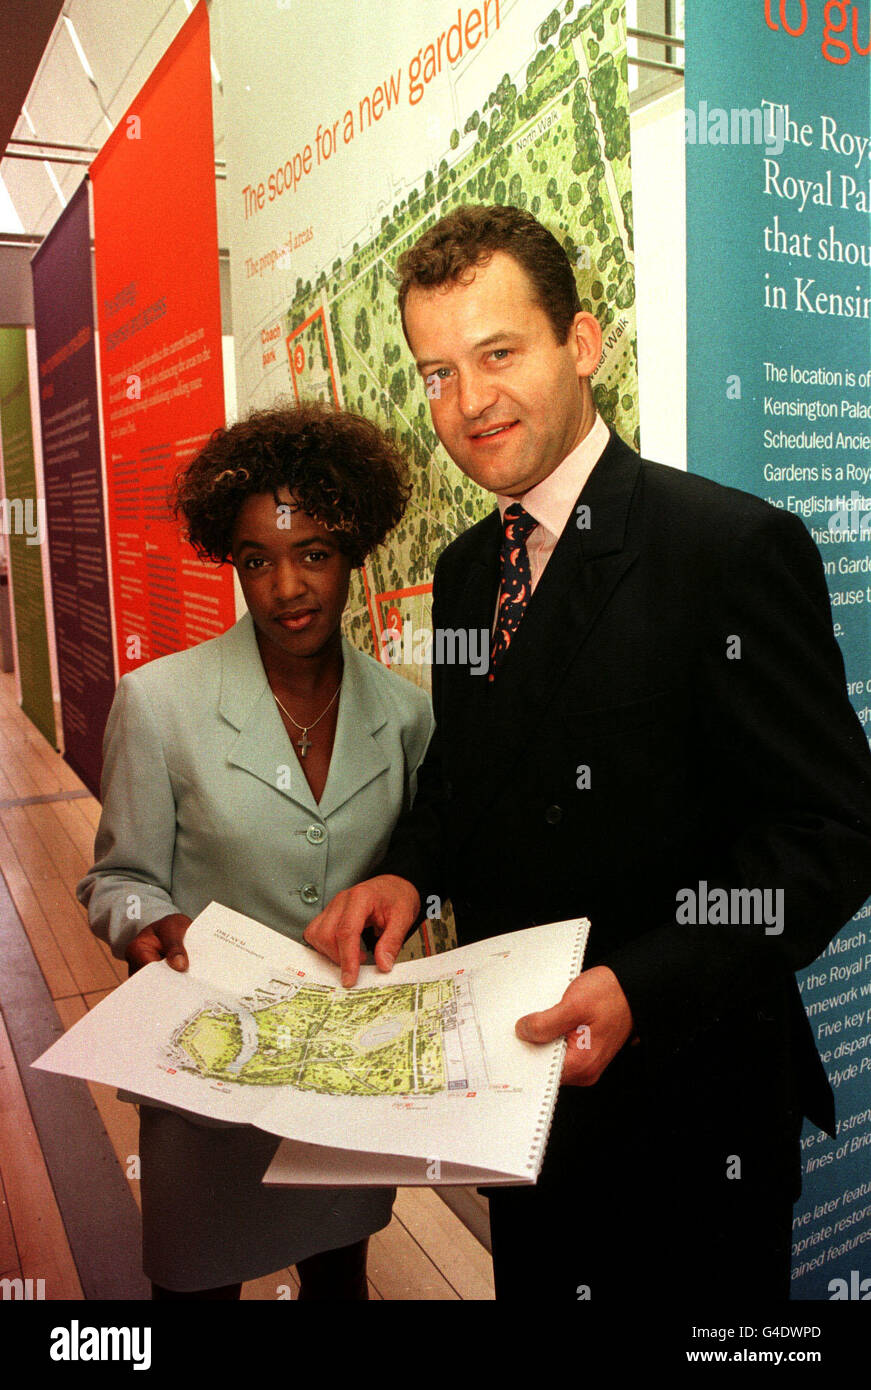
top-left (273, 682), bottom-right (341, 758)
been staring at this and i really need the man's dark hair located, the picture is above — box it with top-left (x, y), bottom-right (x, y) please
top-left (396, 204), bottom-right (581, 343)
top-left (172, 400), bottom-right (411, 569)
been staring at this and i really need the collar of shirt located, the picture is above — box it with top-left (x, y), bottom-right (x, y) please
top-left (494, 413), bottom-right (611, 593)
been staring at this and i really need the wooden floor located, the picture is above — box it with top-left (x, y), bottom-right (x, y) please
top-left (0, 671), bottom-right (494, 1301)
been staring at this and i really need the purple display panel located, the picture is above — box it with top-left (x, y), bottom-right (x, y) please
top-left (32, 181), bottom-right (116, 796)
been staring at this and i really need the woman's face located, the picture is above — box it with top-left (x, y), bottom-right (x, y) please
top-left (231, 488), bottom-right (352, 663)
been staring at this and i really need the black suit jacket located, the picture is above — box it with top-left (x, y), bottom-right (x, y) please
top-left (381, 432), bottom-right (871, 1183)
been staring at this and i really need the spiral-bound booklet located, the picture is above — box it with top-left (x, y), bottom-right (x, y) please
top-left (33, 902), bottom-right (588, 1187)
top-left (262, 916), bottom-right (590, 1187)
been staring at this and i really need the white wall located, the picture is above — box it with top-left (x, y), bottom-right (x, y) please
top-left (630, 85), bottom-right (686, 470)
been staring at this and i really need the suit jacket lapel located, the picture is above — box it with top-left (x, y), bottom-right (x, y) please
top-left (219, 616), bottom-right (389, 818)
top-left (318, 641), bottom-right (390, 819)
top-left (219, 613), bottom-right (317, 814)
top-left (496, 430), bottom-right (641, 710)
top-left (445, 431), bottom-right (642, 809)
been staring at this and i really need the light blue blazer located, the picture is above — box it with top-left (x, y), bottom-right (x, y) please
top-left (79, 611), bottom-right (434, 958)
top-left (77, 612), bottom-right (433, 1288)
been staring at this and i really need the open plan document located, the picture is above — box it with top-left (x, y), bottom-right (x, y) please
top-left (33, 901), bottom-right (589, 1185)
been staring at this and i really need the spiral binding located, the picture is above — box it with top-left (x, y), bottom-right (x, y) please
top-left (524, 917), bottom-right (591, 1175)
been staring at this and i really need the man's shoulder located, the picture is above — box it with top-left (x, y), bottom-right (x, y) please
top-left (588, 429), bottom-right (806, 548)
top-left (638, 452), bottom-right (768, 517)
top-left (635, 452), bottom-right (812, 553)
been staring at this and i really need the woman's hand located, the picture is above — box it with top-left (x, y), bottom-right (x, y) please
top-left (125, 913), bottom-right (193, 975)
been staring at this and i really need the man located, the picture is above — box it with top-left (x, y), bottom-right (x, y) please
top-left (306, 205), bottom-right (871, 1301)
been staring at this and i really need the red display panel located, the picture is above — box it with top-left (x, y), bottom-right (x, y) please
top-left (91, 1), bottom-right (233, 676)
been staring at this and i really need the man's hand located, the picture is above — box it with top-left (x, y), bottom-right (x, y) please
top-left (515, 966), bottom-right (634, 1086)
top-left (303, 875), bottom-right (420, 987)
top-left (125, 913), bottom-right (193, 975)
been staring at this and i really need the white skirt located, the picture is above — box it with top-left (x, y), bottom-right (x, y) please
top-left (139, 1104), bottom-right (394, 1291)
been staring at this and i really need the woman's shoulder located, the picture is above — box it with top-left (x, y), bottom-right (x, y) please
top-left (117, 619), bottom-right (239, 702)
top-left (344, 641), bottom-right (432, 724)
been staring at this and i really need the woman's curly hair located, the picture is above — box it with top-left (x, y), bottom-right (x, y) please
top-left (171, 400), bottom-right (412, 568)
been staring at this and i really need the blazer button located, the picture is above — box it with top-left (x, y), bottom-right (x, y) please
top-left (300, 883), bottom-right (320, 904)
top-left (544, 805), bottom-right (562, 825)
top-left (306, 825), bottom-right (326, 844)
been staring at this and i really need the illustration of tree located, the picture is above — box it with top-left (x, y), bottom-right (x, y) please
top-left (354, 307), bottom-right (371, 354)
top-left (330, 309), bottom-right (347, 375)
top-left (591, 57), bottom-right (630, 160)
top-left (540, 9), bottom-right (561, 43)
top-left (621, 190), bottom-right (634, 250)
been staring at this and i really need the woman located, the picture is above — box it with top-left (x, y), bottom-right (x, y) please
top-left (77, 402), bottom-right (433, 1300)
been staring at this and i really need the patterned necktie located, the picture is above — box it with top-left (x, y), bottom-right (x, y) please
top-left (489, 503), bottom-right (537, 680)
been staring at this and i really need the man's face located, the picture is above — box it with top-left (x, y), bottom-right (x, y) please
top-left (231, 488), bottom-right (352, 662)
top-left (404, 251), bottom-right (600, 497)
